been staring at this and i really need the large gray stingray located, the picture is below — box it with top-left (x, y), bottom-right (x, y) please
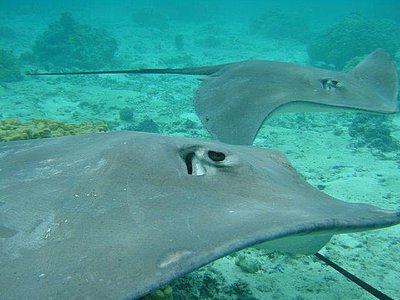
top-left (28, 48), bottom-right (399, 145)
top-left (1, 131), bottom-right (399, 299)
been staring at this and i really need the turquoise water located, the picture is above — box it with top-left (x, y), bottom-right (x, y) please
top-left (0, 1), bottom-right (399, 299)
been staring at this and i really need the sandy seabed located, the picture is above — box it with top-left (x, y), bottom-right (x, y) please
top-left (1, 12), bottom-right (399, 300)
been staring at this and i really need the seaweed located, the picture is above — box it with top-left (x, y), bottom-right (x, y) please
top-left (31, 12), bottom-right (117, 69)
top-left (308, 15), bottom-right (400, 69)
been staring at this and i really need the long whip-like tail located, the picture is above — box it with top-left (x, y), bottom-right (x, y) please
top-left (315, 252), bottom-right (394, 300)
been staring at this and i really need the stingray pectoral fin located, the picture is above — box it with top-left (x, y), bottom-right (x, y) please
top-left (255, 204), bottom-right (400, 255)
top-left (193, 62), bottom-right (279, 145)
top-left (270, 101), bottom-right (363, 114)
top-left (1, 131), bottom-right (400, 300)
top-left (255, 233), bottom-right (333, 255)
top-left (0, 225), bottom-right (19, 239)
top-left (348, 48), bottom-right (399, 112)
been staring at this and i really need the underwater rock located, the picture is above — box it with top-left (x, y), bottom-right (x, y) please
top-left (251, 8), bottom-right (310, 42)
top-left (183, 118), bottom-right (198, 130)
top-left (0, 49), bottom-right (22, 82)
top-left (172, 266), bottom-right (226, 300)
top-left (172, 266), bottom-right (257, 300)
top-left (135, 119), bottom-right (160, 133)
top-left (235, 253), bottom-right (261, 274)
top-left (348, 114), bottom-right (400, 153)
top-left (31, 12), bottom-right (117, 69)
top-left (119, 107), bottom-right (134, 122)
top-left (143, 285), bottom-right (173, 300)
top-left (308, 15), bottom-right (400, 69)
top-left (270, 262), bottom-right (285, 273)
top-left (333, 127), bottom-right (344, 136)
top-left (227, 280), bottom-right (257, 300)
top-left (0, 118), bottom-right (108, 141)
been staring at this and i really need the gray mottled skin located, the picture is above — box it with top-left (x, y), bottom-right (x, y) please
top-left (1, 131), bottom-right (399, 299)
top-left (193, 49), bottom-right (398, 144)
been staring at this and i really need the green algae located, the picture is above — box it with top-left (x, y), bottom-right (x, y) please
top-left (142, 285), bottom-right (173, 300)
top-left (0, 118), bottom-right (108, 142)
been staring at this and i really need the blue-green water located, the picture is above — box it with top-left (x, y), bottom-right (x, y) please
top-left (0, 1), bottom-right (399, 299)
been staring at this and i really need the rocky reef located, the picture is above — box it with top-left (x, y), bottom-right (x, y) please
top-left (308, 15), bottom-right (400, 69)
top-left (348, 114), bottom-right (399, 154)
top-left (29, 12), bottom-right (117, 69)
top-left (171, 266), bottom-right (257, 300)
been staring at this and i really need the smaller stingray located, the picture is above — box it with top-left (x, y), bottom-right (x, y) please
top-left (28, 48), bottom-right (399, 145)
top-left (1, 131), bottom-right (399, 300)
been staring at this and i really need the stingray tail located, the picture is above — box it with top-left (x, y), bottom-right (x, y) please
top-left (26, 64), bottom-right (227, 76)
top-left (315, 253), bottom-right (394, 300)
top-left (349, 48), bottom-right (399, 112)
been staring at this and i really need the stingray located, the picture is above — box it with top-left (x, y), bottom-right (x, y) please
top-left (1, 131), bottom-right (399, 299)
top-left (28, 48), bottom-right (399, 145)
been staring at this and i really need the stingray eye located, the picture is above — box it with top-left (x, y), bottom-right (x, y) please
top-left (208, 150), bottom-right (226, 162)
top-left (320, 78), bottom-right (340, 91)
